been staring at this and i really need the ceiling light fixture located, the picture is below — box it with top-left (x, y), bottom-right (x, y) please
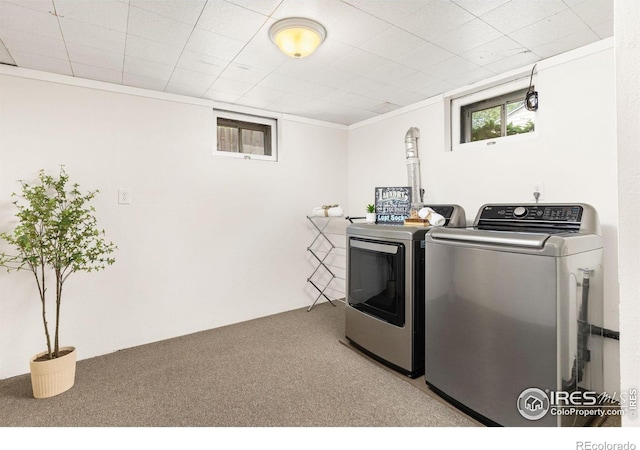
top-left (269, 17), bottom-right (326, 59)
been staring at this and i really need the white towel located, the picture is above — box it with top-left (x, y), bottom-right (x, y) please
top-left (418, 207), bottom-right (446, 226)
top-left (311, 205), bottom-right (344, 217)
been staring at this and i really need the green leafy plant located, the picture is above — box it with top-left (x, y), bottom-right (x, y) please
top-left (0, 168), bottom-right (116, 360)
top-left (366, 204), bottom-right (375, 213)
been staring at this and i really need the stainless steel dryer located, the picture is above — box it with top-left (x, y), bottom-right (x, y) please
top-left (424, 203), bottom-right (604, 426)
top-left (345, 205), bottom-right (466, 378)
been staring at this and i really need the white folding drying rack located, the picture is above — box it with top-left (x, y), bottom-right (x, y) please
top-left (305, 215), bottom-right (347, 312)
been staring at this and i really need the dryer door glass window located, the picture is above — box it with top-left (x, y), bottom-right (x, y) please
top-left (348, 238), bottom-right (405, 327)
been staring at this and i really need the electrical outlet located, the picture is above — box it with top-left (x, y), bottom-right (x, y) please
top-left (532, 181), bottom-right (544, 202)
top-left (118, 188), bottom-right (131, 205)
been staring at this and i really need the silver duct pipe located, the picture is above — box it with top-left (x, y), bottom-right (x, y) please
top-left (405, 127), bottom-right (424, 211)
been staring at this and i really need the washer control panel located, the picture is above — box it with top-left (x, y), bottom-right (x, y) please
top-left (473, 204), bottom-right (599, 234)
top-left (479, 205), bottom-right (583, 223)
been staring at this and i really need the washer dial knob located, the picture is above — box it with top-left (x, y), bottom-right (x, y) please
top-left (513, 206), bottom-right (528, 218)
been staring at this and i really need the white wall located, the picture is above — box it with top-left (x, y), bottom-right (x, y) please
top-left (348, 40), bottom-right (621, 395)
top-left (0, 69), bottom-right (348, 379)
top-left (615, 0), bottom-right (640, 427)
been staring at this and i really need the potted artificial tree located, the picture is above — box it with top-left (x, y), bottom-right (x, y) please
top-left (0, 167), bottom-right (116, 398)
top-left (366, 204), bottom-right (376, 224)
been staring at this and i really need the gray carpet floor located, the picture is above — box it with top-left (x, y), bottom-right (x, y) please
top-left (0, 301), bottom-right (475, 427)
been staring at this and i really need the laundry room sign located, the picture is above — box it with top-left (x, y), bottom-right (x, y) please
top-left (375, 187), bottom-right (412, 224)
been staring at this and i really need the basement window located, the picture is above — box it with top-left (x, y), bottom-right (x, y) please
top-left (461, 88), bottom-right (535, 143)
top-left (214, 110), bottom-right (278, 161)
top-left (447, 75), bottom-right (537, 151)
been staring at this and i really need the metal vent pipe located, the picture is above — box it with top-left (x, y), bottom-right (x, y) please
top-left (405, 127), bottom-right (424, 210)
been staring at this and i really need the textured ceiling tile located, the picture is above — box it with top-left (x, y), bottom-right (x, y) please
top-left (127, 5), bottom-right (194, 47)
top-left (365, 61), bottom-right (416, 87)
top-left (197, 1), bottom-right (268, 41)
top-left (371, 87), bottom-right (426, 107)
top-left (430, 18), bottom-right (503, 55)
top-left (452, 0), bottom-right (510, 17)
top-left (66, 41), bottom-right (124, 71)
top-left (0, 1), bottom-right (62, 39)
top-left (510, 9), bottom-right (588, 50)
top-left (400, 1), bottom-right (475, 40)
top-left (342, 0), bottom-right (426, 25)
top-left (274, 58), bottom-right (327, 81)
top-left (209, 76), bottom-right (254, 96)
top-left (591, 19), bottom-right (613, 39)
top-left (423, 55), bottom-right (482, 80)
top-left (341, 76), bottom-right (396, 101)
top-left (241, 84), bottom-right (288, 103)
top-left (9, 50), bottom-right (72, 75)
top-left (129, 0), bottom-right (206, 26)
top-left (235, 95), bottom-right (273, 110)
top-left (184, 27), bottom-right (245, 62)
top-left (168, 67), bottom-right (217, 90)
top-left (565, 0), bottom-right (613, 26)
top-left (53, 0), bottom-right (129, 32)
top-left (480, 0), bottom-right (568, 35)
top-left (392, 41), bottom-right (455, 72)
top-left (321, 89), bottom-right (380, 110)
top-left (360, 26), bottom-right (428, 61)
top-left (220, 62), bottom-right (270, 84)
top-left (307, 66), bottom-right (358, 90)
top-left (59, 17), bottom-right (126, 53)
top-left (270, 92), bottom-right (316, 110)
top-left (176, 50), bottom-right (229, 76)
top-left (122, 72), bottom-right (169, 91)
top-left (420, 79), bottom-right (458, 98)
top-left (7, 0), bottom-right (55, 14)
top-left (0, 28), bottom-right (67, 60)
top-left (459, 36), bottom-right (529, 67)
top-left (259, 72), bottom-right (334, 98)
top-left (448, 65), bottom-right (495, 86)
top-left (124, 55), bottom-right (173, 80)
top-left (567, 0), bottom-right (614, 39)
top-left (226, 0), bottom-right (282, 15)
top-left (202, 89), bottom-right (242, 103)
top-left (125, 35), bottom-right (183, 67)
top-left (397, 71), bottom-right (444, 96)
top-left (0, 40), bottom-right (16, 65)
top-left (331, 48), bottom-right (391, 77)
top-left (164, 81), bottom-right (208, 98)
top-left (231, 41), bottom-right (287, 72)
top-left (529, 27), bottom-right (601, 59)
top-left (482, 50), bottom-right (540, 74)
top-left (71, 62), bottom-right (122, 84)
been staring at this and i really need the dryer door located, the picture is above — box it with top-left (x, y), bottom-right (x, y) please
top-left (348, 238), bottom-right (405, 327)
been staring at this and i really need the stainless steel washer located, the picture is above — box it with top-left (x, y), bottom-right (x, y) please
top-left (424, 203), bottom-right (604, 426)
top-left (345, 205), bottom-right (466, 378)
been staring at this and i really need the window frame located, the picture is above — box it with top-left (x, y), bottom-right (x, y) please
top-left (460, 88), bottom-right (533, 143)
top-left (213, 110), bottom-right (278, 162)
top-left (447, 75), bottom-right (538, 151)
